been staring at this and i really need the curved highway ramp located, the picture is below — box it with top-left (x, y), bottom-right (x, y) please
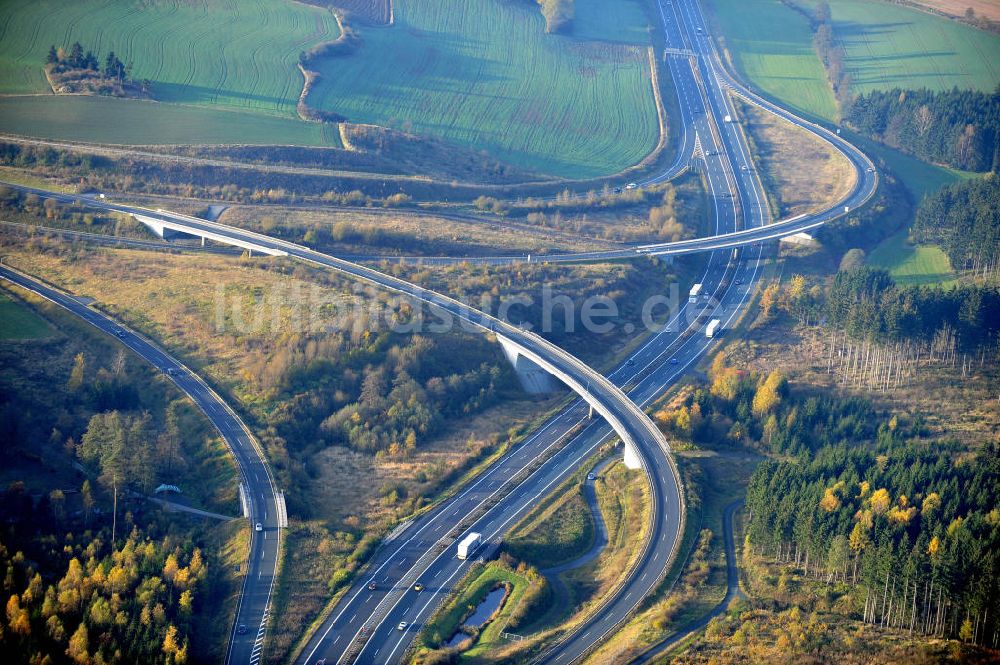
top-left (0, 265), bottom-right (283, 665)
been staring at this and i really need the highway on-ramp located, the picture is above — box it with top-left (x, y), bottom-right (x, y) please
top-left (0, 265), bottom-right (283, 665)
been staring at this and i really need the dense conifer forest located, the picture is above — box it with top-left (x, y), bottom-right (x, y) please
top-left (847, 87), bottom-right (999, 171)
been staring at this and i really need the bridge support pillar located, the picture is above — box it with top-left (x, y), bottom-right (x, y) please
top-left (623, 442), bottom-right (642, 470)
top-left (496, 335), bottom-right (557, 394)
top-left (135, 215), bottom-right (167, 239)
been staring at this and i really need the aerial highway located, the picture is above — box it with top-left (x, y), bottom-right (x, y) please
top-left (305, 0), bottom-right (875, 660)
top-left (0, 177), bottom-right (686, 665)
top-left (0, 0), bottom-right (877, 660)
top-left (0, 264), bottom-right (283, 665)
top-left (298, 0), bottom-right (772, 659)
top-left (0, 173), bottom-right (742, 665)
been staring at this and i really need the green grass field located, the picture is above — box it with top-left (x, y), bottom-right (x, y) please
top-left (0, 290), bottom-right (53, 340)
top-left (794, 0), bottom-right (1000, 96)
top-left (866, 229), bottom-right (957, 286)
top-left (0, 0), bottom-right (340, 115)
top-left (712, 0), bottom-right (839, 121)
top-left (307, 0), bottom-right (660, 177)
top-left (0, 0), bottom-right (343, 146)
top-left (506, 483), bottom-right (595, 569)
top-left (710, 0), bottom-right (987, 200)
top-left (0, 95), bottom-right (340, 146)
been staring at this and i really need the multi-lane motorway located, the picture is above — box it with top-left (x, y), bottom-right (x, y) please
top-left (0, 0), bottom-right (876, 661)
top-left (295, 0), bottom-right (875, 662)
top-left (0, 181), bottom-right (685, 665)
top-left (0, 265), bottom-right (281, 665)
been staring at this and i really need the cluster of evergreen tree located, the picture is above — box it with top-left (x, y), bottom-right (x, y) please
top-left (746, 440), bottom-right (1000, 645)
top-left (46, 42), bottom-right (127, 82)
top-left (912, 175), bottom-right (1000, 274)
top-left (0, 491), bottom-right (206, 665)
top-left (825, 267), bottom-right (1000, 351)
top-left (661, 346), bottom-right (1000, 644)
top-left (846, 87), bottom-right (1000, 171)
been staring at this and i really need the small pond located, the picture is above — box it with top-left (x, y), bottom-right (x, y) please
top-left (466, 587), bottom-right (507, 628)
top-left (445, 586), bottom-right (509, 648)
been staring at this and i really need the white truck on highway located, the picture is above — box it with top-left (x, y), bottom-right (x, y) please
top-left (706, 319), bottom-right (721, 338)
top-left (456, 532), bottom-right (482, 560)
top-left (689, 283), bottom-right (703, 303)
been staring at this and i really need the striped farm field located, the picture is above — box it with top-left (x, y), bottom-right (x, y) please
top-left (0, 0), bottom-right (342, 145)
top-left (794, 0), bottom-right (1000, 96)
top-left (307, 0), bottom-right (661, 178)
top-left (0, 95), bottom-right (337, 146)
top-left (0, 0), bottom-right (340, 114)
top-left (711, 0), bottom-right (1000, 120)
top-left (710, 0), bottom-right (989, 200)
top-left (711, 0), bottom-right (840, 121)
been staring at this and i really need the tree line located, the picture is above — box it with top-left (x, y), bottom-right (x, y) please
top-left (912, 174), bottom-right (1000, 277)
top-left (812, 1), bottom-right (853, 112)
top-left (656, 352), bottom-right (877, 458)
top-left (758, 266), bottom-right (1000, 355)
top-left (846, 87), bottom-right (1000, 172)
top-left (825, 267), bottom-right (1000, 352)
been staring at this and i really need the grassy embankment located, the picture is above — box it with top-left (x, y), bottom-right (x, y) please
top-left (517, 460), bottom-right (652, 658)
top-left (865, 231), bottom-right (956, 287)
top-left (707, 0), bottom-right (996, 283)
top-left (411, 455), bottom-right (651, 662)
top-left (505, 481), bottom-right (595, 570)
top-left (217, 205), bottom-right (613, 257)
top-left (0, 289), bottom-right (53, 339)
top-left (734, 100), bottom-right (856, 219)
top-left (416, 561), bottom-right (541, 660)
top-left (582, 441), bottom-right (758, 663)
